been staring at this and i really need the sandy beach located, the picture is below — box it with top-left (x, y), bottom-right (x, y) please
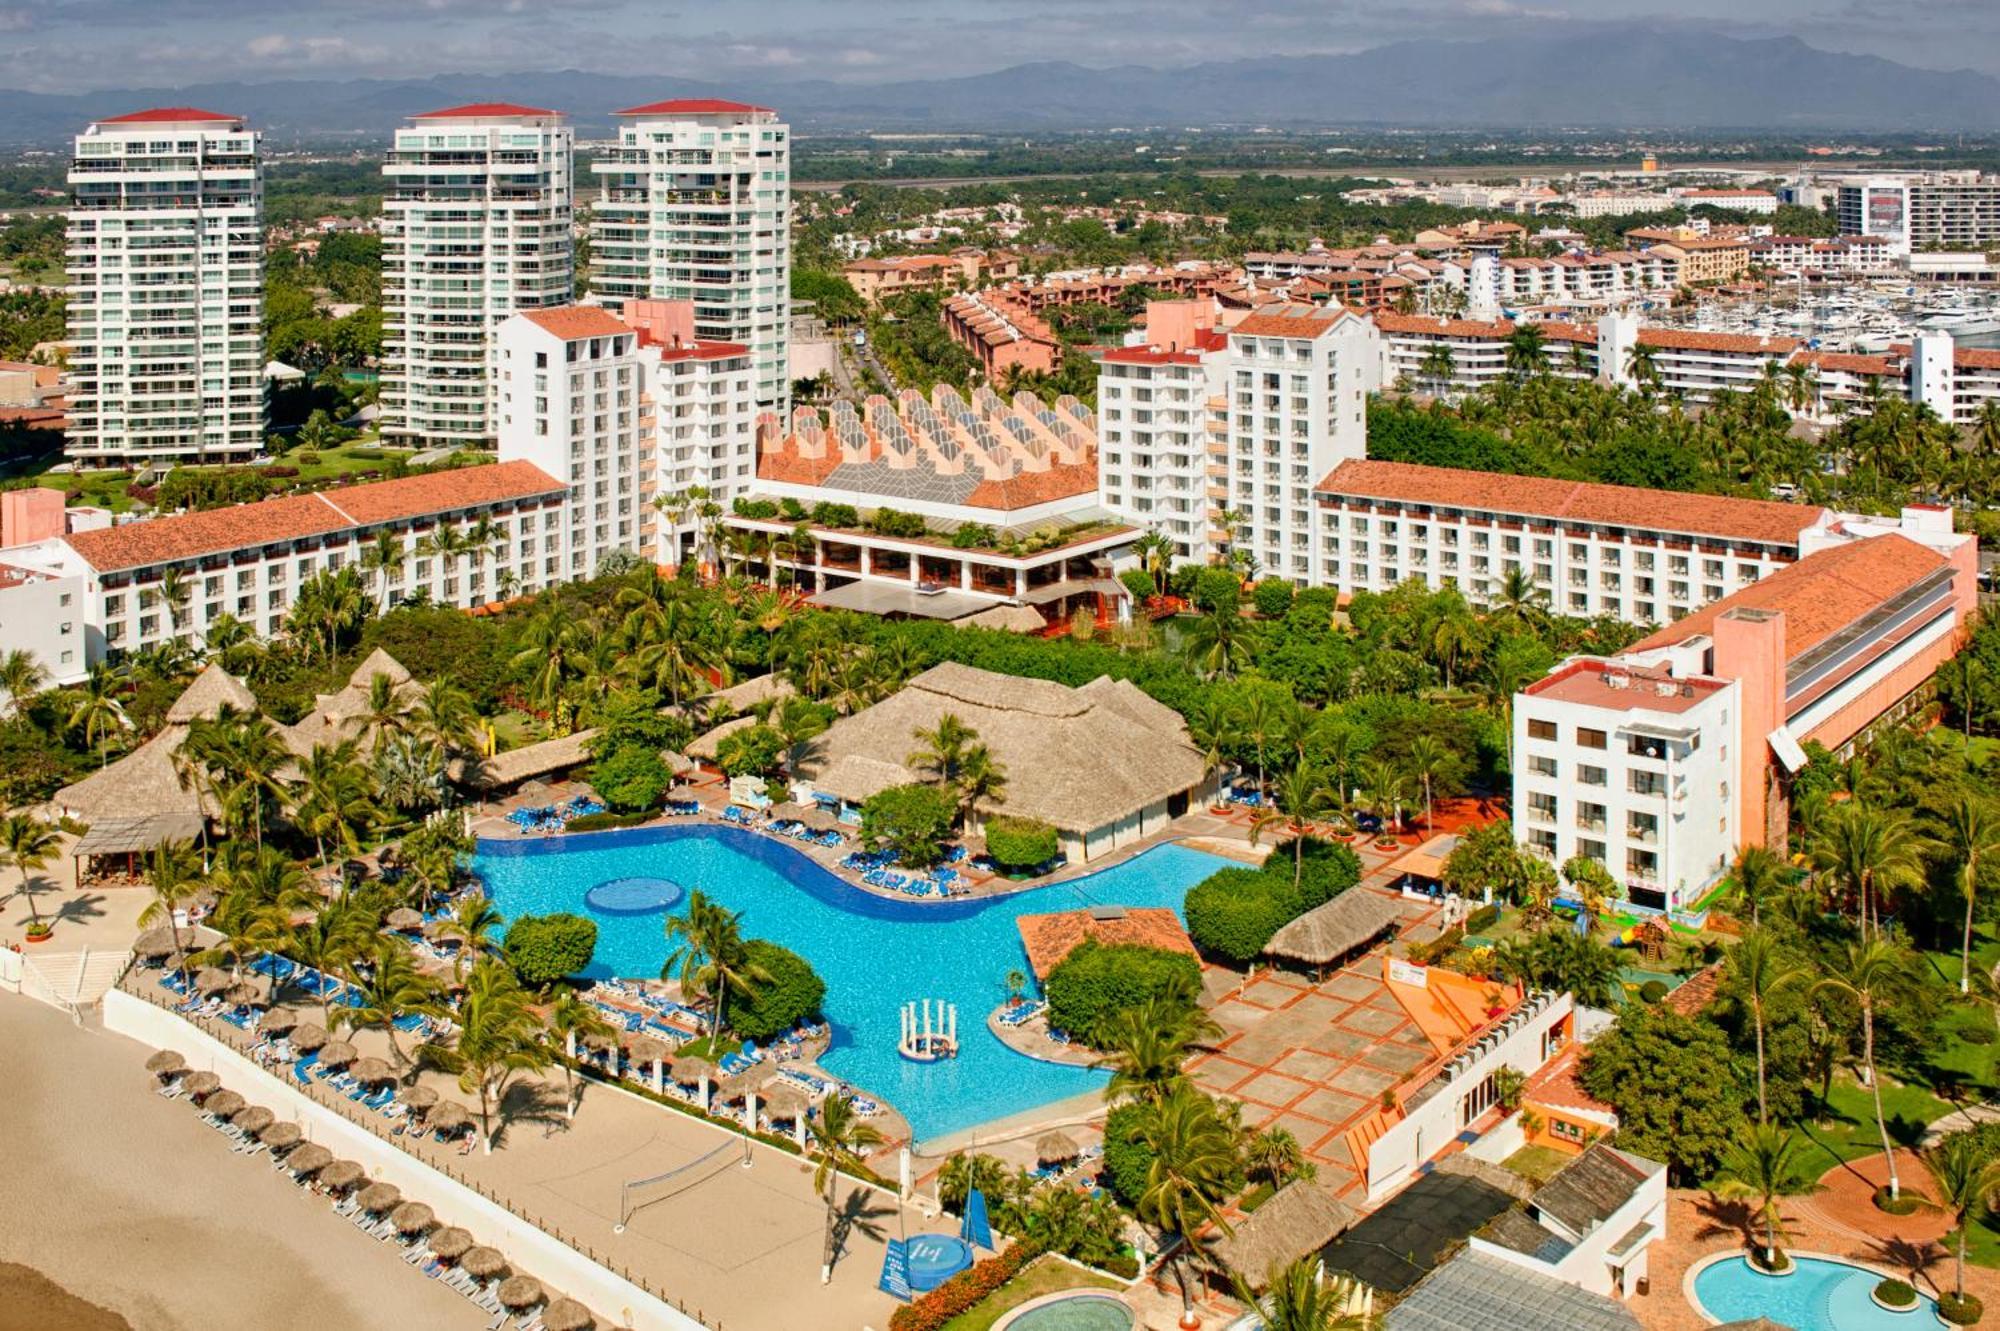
top-left (0, 997), bottom-right (485, 1331)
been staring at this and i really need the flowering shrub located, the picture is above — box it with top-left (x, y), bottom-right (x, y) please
top-left (888, 1240), bottom-right (1046, 1331)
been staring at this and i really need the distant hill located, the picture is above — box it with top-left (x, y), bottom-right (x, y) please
top-left (2, 28), bottom-right (1996, 145)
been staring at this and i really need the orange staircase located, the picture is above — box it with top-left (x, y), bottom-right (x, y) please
top-left (1343, 1105), bottom-right (1401, 1177)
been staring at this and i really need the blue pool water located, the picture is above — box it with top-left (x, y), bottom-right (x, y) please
top-left (475, 826), bottom-right (1232, 1144)
top-left (998, 1294), bottom-right (1136, 1331)
top-left (1693, 1255), bottom-right (1944, 1329)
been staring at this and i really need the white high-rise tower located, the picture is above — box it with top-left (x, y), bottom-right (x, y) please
top-left (65, 108), bottom-right (265, 464)
top-left (381, 103), bottom-right (574, 444)
top-left (590, 99), bottom-right (791, 414)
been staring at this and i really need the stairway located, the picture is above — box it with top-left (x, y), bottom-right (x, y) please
top-left (1343, 1105), bottom-right (1400, 1178)
top-left (18, 947), bottom-right (131, 1015)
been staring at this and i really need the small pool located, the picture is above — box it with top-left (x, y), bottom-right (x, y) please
top-left (996, 1293), bottom-right (1136, 1331)
top-left (584, 877), bottom-right (686, 916)
top-left (476, 825), bottom-right (1232, 1143)
top-left (1691, 1254), bottom-right (1945, 1329)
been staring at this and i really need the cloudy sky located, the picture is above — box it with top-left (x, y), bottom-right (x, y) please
top-left (0, 0), bottom-right (1993, 93)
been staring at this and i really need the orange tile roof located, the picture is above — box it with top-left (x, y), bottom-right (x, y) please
top-left (415, 102), bottom-right (559, 119)
top-left (1663, 962), bottom-right (1725, 1016)
top-left (1230, 310), bottom-right (1353, 339)
top-left (1315, 459), bottom-right (1826, 546)
top-left (321, 460), bottom-right (566, 526)
top-left (1795, 350), bottom-right (1896, 376)
top-left (99, 107), bottom-right (239, 124)
top-left (1015, 908), bottom-right (1197, 980)
top-left (1524, 1044), bottom-right (1617, 1121)
top-left (963, 460), bottom-right (1099, 511)
top-left (1636, 328), bottom-right (1799, 355)
top-left (1632, 532), bottom-right (1951, 661)
top-left (517, 306), bottom-right (631, 340)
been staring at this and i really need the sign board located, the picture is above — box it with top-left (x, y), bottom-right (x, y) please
top-left (1389, 958), bottom-right (1429, 988)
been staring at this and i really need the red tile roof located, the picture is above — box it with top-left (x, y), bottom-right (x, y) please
top-left (1636, 328), bottom-right (1799, 355)
top-left (63, 462), bottom-right (565, 573)
top-left (517, 306), bottom-right (631, 340)
top-left (616, 98), bottom-right (773, 116)
top-left (1016, 908), bottom-right (1197, 980)
top-left (98, 107), bottom-right (239, 124)
top-left (1524, 1045), bottom-right (1617, 1122)
top-left (414, 102), bottom-right (559, 119)
top-left (1631, 532), bottom-right (1951, 661)
top-left (1315, 459), bottom-right (1826, 546)
top-left (1230, 310), bottom-right (1353, 339)
top-left (1794, 350), bottom-right (1896, 376)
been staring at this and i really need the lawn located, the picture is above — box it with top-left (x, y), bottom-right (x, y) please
top-left (1501, 1144), bottom-right (1572, 1188)
top-left (8, 442), bottom-right (458, 512)
top-left (1794, 1077), bottom-right (1954, 1181)
top-left (936, 1256), bottom-right (1123, 1331)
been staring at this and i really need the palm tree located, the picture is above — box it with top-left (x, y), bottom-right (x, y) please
top-left (292, 740), bottom-right (378, 864)
top-left (66, 662), bottom-right (130, 767)
top-left (1097, 995), bottom-right (1221, 1107)
top-left (1940, 795), bottom-right (2000, 995)
top-left (438, 893), bottom-right (503, 981)
top-left (773, 696), bottom-right (830, 777)
top-left (812, 1092), bottom-right (886, 1284)
top-left (1419, 342), bottom-right (1456, 397)
top-left (1624, 341), bottom-right (1661, 397)
top-left (1921, 1132), bottom-right (2000, 1312)
top-left (1229, 1257), bottom-right (1369, 1331)
top-left (289, 904), bottom-right (370, 1023)
top-left (1814, 937), bottom-right (1914, 1199)
top-left (908, 713), bottom-right (975, 790)
top-left (546, 988), bottom-right (616, 1120)
top-left (0, 813), bottom-right (61, 931)
top-left (1136, 1086), bottom-right (1242, 1329)
top-left (335, 938), bottom-right (437, 1068)
top-left (423, 957), bottom-right (550, 1154)
top-left (360, 530), bottom-right (405, 614)
top-left (1504, 322), bottom-right (1548, 380)
top-left (360, 671), bottom-right (411, 747)
top-left (1245, 1127), bottom-right (1314, 1191)
top-left (1353, 756), bottom-right (1408, 835)
top-left (196, 888), bottom-right (288, 985)
top-left (413, 678), bottom-right (477, 760)
top-left (1812, 802), bottom-right (1928, 939)
top-left (953, 743), bottom-right (1008, 830)
top-left (661, 891), bottom-right (771, 1043)
top-left (1185, 607), bottom-right (1252, 681)
top-left (137, 841), bottom-right (203, 976)
top-left (0, 648), bottom-right (47, 714)
top-left (1728, 844), bottom-right (1787, 927)
top-left (511, 601), bottom-right (580, 715)
top-left (1728, 927), bottom-right (1804, 1123)
top-left (1488, 567), bottom-right (1546, 634)
top-left (1402, 734), bottom-right (1449, 832)
top-left (1251, 763), bottom-right (1337, 890)
top-left (1710, 1120), bottom-right (1815, 1271)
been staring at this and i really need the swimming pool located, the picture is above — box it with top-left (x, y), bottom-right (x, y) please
top-left (1690, 1253), bottom-right (1945, 1329)
top-left (475, 826), bottom-right (1232, 1144)
top-left (994, 1293), bottom-right (1136, 1331)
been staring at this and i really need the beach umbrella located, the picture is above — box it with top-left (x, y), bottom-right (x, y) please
top-left (758, 1081), bottom-right (808, 1122)
top-left (422, 919), bottom-right (455, 941)
top-left (145, 1050), bottom-right (186, 1077)
top-left (1035, 1131), bottom-right (1080, 1164)
top-left (427, 1101), bottom-right (472, 1132)
top-left (290, 1023), bottom-right (330, 1052)
top-left (541, 1298), bottom-right (595, 1331)
top-left (356, 1182), bottom-right (402, 1214)
top-left (391, 1201), bottom-right (435, 1234)
top-left (629, 1035), bottom-right (671, 1066)
top-left (580, 1028), bottom-right (619, 1053)
top-left (348, 1056), bottom-right (395, 1086)
top-left (195, 967), bottom-right (233, 995)
top-left (232, 1105), bottom-right (275, 1135)
top-left (183, 1071), bottom-right (221, 1097)
top-left (259, 1008), bottom-right (301, 1035)
top-left (460, 1246), bottom-right (508, 1279)
top-left (317, 1040), bottom-right (358, 1068)
top-left (204, 1089), bottom-right (246, 1117)
top-left (428, 1227), bottom-right (474, 1261)
top-left (135, 928), bottom-right (183, 959)
top-left (261, 1121), bottom-right (302, 1150)
top-left (669, 1055), bottom-right (715, 1084)
top-left (401, 1084), bottom-right (439, 1112)
top-left (319, 1160), bottom-right (365, 1192)
top-left (225, 982), bottom-right (264, 1007)
top-left (497, 1276), bottom-right (544, 1310)
top-left (287, 1143), bottom-right (332, 1175)
top-left (386, 907), bottom-right (423, 932)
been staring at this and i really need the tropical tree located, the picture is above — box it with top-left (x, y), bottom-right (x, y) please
top-left (1727, 927), bottom-right (1804, 1122)
top-left (291, 740), bottom-right (378, 864)
top-left (66, 662), bottom-right (130, 767)
top-left (360, 530), bottom-right (406, 614)
top-left (1185, 607), bottom-right (1253, 681)
top-left (1504, 322), bottom-right (1548, 380)
top-left (812, 1091), bottom-right (885, 1284)
top-left (1230, 1257), bottom-right (1369, 1331)
top-left (0, 813), bottom-right (62, 931)
top-left (1135, 1086), bottom-right (1242, 1328)
top-left (1097, 995), bottom-right (1221, 1107)
top-left (1727, 844), bottom-right (1787, 927)
top-left (136, 840), bottom-right (203, 976)
top-left (1709, 1120), bottom-right (1816, 1271)
top-left (661, 890), bottom-right (772, 1042)
top-left (438, 893), bottom-right (504, 981)
top-left (0, 648), bottom-right (49, 712)
top-left (288, 903), bottom-right (371, 1023)
top-left (1250, 762), bottom-right (1337, 889)
top-left (953, 743), bottom-right (1008, 830)
top-left (1560, 854), bottom-right (1620, 920)
top-left (336, 938), bottom-right (438, 1068)
top-left (546, 987), bottom-right (616, 1120)
top-left (1245, 1127), bottom-right (1315, 1191)
top-left (422, 957), bottom-right (550, 1154)
top-left (1814, 937), bottom-right (1915, 1199)
top-left (1402, 733), bottom-right (1450, 831)
top-left (1939, 794), bottom-right (2000, 995)
top-left (1353, 756), bottom-right (1408, 834)
top-left (1921, 1131), bottom-right (2000, 1313)
top-left (907, 713), bottom-right (975, 791)
top-left (1812, 803), bottom-right (1928, 939)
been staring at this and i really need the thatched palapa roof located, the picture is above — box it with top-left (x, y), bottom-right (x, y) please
top-left (802, 663), bottom-right (1206, 833)
top-left (1263, 889), bottom-right (1402, 966)
top-left (281, 649), bottom-right (423, 756)
top-left (688, 715), bottom-right (757, 762)
top-left (455, 729), bottom-right (599, 791)
top-left (53, 664), bottom-right (256, 822)
top-left (1207, 1182), bottom-right (1358, 1284)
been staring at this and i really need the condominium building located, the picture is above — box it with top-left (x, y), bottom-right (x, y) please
top-left (625, 301), bottom-right (759, 566)
top-left (1838, 173), bottom-right (2000, 252)
top-left (591, 100), bottom-right (791, 413)
top-left (380, 103), bottom-right (575, 445)
top-left (65, 108), bottom-right (264, 464)
top-left (1514, 512), bottom-right (1977, 910)
top-left (1095, 302), bottom-right (1231, 566)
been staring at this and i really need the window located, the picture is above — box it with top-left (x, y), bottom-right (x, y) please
top-left (1577, 727), bottom-right (1607, 750)
top-left (1527, 719), bottom-right (1557, 741)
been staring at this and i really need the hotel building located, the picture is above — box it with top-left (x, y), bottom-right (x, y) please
top-left (1837, 173), bottom-right (2000, 252)
top-left (590, 100), bottom-right (791, 413)
top-left (1096, 302), bottom-right (1231, 567)
top-left (65, 108), bottom-right (264, 464)
top-left (380, 103), bottom-right (574, 445)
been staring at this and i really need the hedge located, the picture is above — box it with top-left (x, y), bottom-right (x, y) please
top-left (563, 810), bottom-right (654, 832)
top-left (888, 1240), bottom-right (1047, 1331)
top-left (1101, 1102), bottom-right (1154, 1207)
top-left (725, 939), bottom-right (826, 1042)
top-left (983, 815), bottom-right (1058, 871)
top-left (1182, 838), bottom-right (1362, 963)
top-left (502, 912), bottom-right (598, 986)
top-left (1043, 941), bottom-right (1202, 1047)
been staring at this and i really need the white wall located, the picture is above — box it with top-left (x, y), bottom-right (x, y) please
top-left (1469, 1157), bottom-right (1668, 1298)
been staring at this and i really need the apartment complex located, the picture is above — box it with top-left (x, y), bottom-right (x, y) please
top-left (626, 302), bottom-right (760, 564)
top-left (380, 104), bottom-right (575, 445)
top-left (1513, 512), bottom-right (1976, 910)
top-left (1838, 173), bottom-right (2000, 252)
top-left (591, 100), bottom-right (791, 413)
top-left (65, 108), bottom-right (265, 464)
top-left (842, 250), bottom-right (1021, 305)
top-left (1096, 303), bottom-right (1232, 566)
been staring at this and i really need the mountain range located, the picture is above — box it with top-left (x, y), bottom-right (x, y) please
top-left (2, 29), bottom-right (1996, 144)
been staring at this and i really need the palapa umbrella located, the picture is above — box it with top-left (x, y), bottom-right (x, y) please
top-left (204, 1089), bottom-right (246, 1117)
top-left (224, 981), bottom-right (264, 1007)
top-left (287, 1143), bottom-right (333, 1175)
top-left (629, 1035), bottom-right (671, 1066)
top-left (426, 1100), bottom-right (472, 1132)
top-left (135, 927), bottom-right (183, 959)
top-left (318, 1160), bottom-right (365, 1191)
top-left (541, 1298), bottom-right (595, 1331)
top-left (261, 1121), bottom-right (303, 1150)
top-left (391, 1201), bottom-right (435, 1234)
top-left (232, 1105), bottom-right (275, 1135)
top-left (758, 1080), bottom-right (808, 1122)
top-left (580, 1028), bottom-right (619, 1053)
top-left (259, 1008), bottom-right (301, 1035)
top-left (428, 1227), bottom-right (474, 1260)
top-left (145, 1049), bottom-right (186, 1077)
top-left (356, 1182), bottom-right (402, 1214)
top-left (497, 1276), bottom-right (545, 1310)
top-left (290, 1023), bottom-right (330, 1052)
top-left (459, 1246), bottom-right (508, 1279)
top-left (669, 1054), bottom-right (716, 1085)
top-left (401, 1085), bottom-right (439, 1112)
top-left (317, 1040), bottom-right (358, 1068)
top-left (195, 967), bottom-right (233, 995)
top-left (1035, 1130), bottom-right (1080, 1165)
top-left (183, 1071), bottom-right (221, 1097)
top-left (348, 1056), bottom-right (395, 1086)
top-left (386, 907), bottom-right (423, 932)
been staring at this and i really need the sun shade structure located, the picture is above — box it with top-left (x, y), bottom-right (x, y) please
top-left (497, 1276), bottom-right (545, 1309)
top-left (1209, 1182), bottom-right (1359, 1286)
top-left (182, 1071), bottom-right (221, 1097)
top-left (261, 1121), bottom-right (302, 1149)
top-left (72, 813), bottom-right (207, 858)
top-left (134, 925), bottom-right (220, 959)
top-left (1035, 1131), bottom-right (1080, 1164)
top-left (289, 1023), bottom-right (330, 1051)
top-left (391, 1202), bottom-right (436, 1234)
top-left (428, 1227), bottom-right (474, 1260)
top-left (318, 1160), bottom-right (365, 1190)
top-left (541, 1298), bottom-right (596, 1331)
top-left (1382, 1250), bottom-right (1641, 1330)
top-left (53, 665), bottom-right (257, 823)
top-left (286, 1143), bottom-right (333, 1175)
top-left (1263, 889), bottom-right (1403, 967)
top-left (316, 1040), bottom-right (358, 1068)
top-left (231, 1105), bottom-right (274, 1135)
top-left (356, 1182), bottom-right (402, 1213)
top-left (1319, 1168), bottom-right (1520, 1294)
top-left (460, 1246), bottom-right (508, 1278)
top-left (347, 1057), bottom-right (395, 1086)
top-left (145, 1050), bottom-right (186, 1076)
top-left (427, 1101), bottom-right (472, 1131)
top-left (202, 1089), bottom-right (245, 1117)
top-left (457, 728), bottom-right (599, 790)
top-left (401, 1085), bottom-right (439, 1111)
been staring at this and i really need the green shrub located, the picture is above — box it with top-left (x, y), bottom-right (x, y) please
top-left (1465, 904), bottom-right (1501, 934)
top-left (503, 913), bottom-right (598, 986)
top-left (1192, 566), bottom-right (1241, 615)
top-left (731, 497), bottom-right (779, 518)
top-left (983, 815), bottom-right (1058, 870)
top-left (1939, 1291), bottom-right (1982, 1325)
top-left (1292, 837), bottom-right (1362, 907)
top-left (1101, 1102), bottom-right (1154, 1207)
top-left (725, 940), bottom-right (826, 1041)
top-left (344, 446), bottom-right (387, 461)
top-left (1119, 568), bottom-right (1155, 604)
top-left (867, 507), bottom-right (928, 539)
top-left (949, 523), bottom-right (998, 549)
top-left (1252, 578), bottom-right (1296, 618)
top-left (563, 810), bottom-right (654, 832)
top-left (779, 497), bottom-right (806, 520)
top-left (1639, 979), bottom-right (1669, 1005)
top-left (715, 723), bottom-right (784, 778)
top-left (1875, 1279), bottom-right (1916, 1308)
top-left (1185, 868), bottom-right (1294, 964)
top-left (1044, 941), bottom-right (1202, 1047)
top-left (887, 1238), bottom-right (1047, 1331)
top-left (810, 501), bottom-right (859, 528)
top-left (1961, 1024), bottom-right (1996, 1046)
top-left (861, 783), bottom-right (957, 868)
top-left (587, 743), bottom-right (672, 813)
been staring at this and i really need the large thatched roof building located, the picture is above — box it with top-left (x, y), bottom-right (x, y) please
top-left (801, 662), bottom-right (1209, 861)
top-left (53, 663), bottom-right (257, 824)
top-left (282, 648), bottom-right (424, 755)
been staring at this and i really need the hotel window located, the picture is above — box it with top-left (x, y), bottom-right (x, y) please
top-left (1527, 719), bottom-right (1557, 741)
top-left (1528, 755), bottom-right (1558, 779)
top-left (1580, 764), bottom-right (1608, 786)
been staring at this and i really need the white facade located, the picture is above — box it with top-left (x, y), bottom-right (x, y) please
top-left (1512, 656), bottom-right (1739, 911)
top-left (640, 339), bottom-right (759, 566)
top-left (1469, 1145), bottom-right (1669, 1300)
top-left (0, 541), bottom-right (92, 690)
top-left (591, 101), bottom-right (791, 413)
top-left (381, 105), bottom-right (575, 444)
top-left (66, 110), bottom-right (264, 464)
top-left (495, 308), bottom-right (644, 580)
top-left (1838, 173), bottom-right (2000, 253)
top-left (1096, 344), bottom-right (1228, 566)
